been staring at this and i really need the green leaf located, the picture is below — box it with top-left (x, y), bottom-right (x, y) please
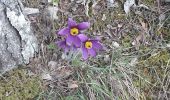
top-left (52, 0), bottom-right (59, 5)
top-left (47, 43), bottom-right (56, 50)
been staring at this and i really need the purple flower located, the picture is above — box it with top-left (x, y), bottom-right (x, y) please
top-left (58, 18), bottom-right (90, 47)
top-left (56, 39), bottom-right (76, 53)
top-left (78, 34), bottom-right (103, 60)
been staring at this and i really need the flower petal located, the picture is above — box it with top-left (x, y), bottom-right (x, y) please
top-left (58, 27), bottom-right (69, 35)
top-left (82, 47), bottom-right (88, 60)
top-left (57, 40), bottom-right (70, 52)
top-left (73, 36), bottom-right (81, 47)
top-left (66, 35), bottom-right (74, 46)
top-left (77, 34), bottom-right (88, 42)
top-left (68, 18), bottom-right (77, 28)
top-left (71, 45), bottom-right (77, 51)
top-left (64, 45), bottom-right (70, 52)
top-left (57, 40), bottom-right (65, 48)
top-left (88, 48), bottom-right (96, 57)
top-left (77, 22), bottom-right (90, 30)
top-left (91, 40), bottom-right (103, 50)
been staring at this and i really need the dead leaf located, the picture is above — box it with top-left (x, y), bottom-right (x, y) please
top-left (143, 68), bottom-right (149, 75)
top-left (68, 81), bottom-right (78, 89)
top-left (132, 33), bottom-right (143, 46)
top-left (139, 18), bottom-right (148, 32)
top-left (42, 73), bottom-right (52, 80)
top-left (52, 66), bottom-right (74, 79)
top-left (132, 18), bottom-right (149, 47)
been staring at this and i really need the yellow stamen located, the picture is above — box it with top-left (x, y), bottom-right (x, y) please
top-left (70, 28), bottom-right (79, 36)
top-left (85, 41), bottom-right (92, 49)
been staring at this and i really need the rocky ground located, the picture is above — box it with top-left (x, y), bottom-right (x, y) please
top-left (0, 0), bottom-right (170, 100)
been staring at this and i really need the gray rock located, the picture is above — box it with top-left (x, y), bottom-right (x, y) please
top-left (0, 0), bottom-right (38, 74)
top-left (24, 7), bottom-right (39, 15)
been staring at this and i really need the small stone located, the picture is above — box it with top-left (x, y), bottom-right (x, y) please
top-left (112, 41), bottom-right (120, 48)
top-left (124, 0), bottom-right (136, 14)
top-left (159, 14), bottom-right (166, 22)
top-left (102, 14), bottom-right (106, 21)
top-left (48, 61), bottom-right (57, 70)
top-left (130, 58), bottom-right (138, 66)
top-left (166, 44), bottom-right (170, 48)
top-left (107, 0), bottom-right (118, 8)
top-left (104, 55), bottom-right (110, 62)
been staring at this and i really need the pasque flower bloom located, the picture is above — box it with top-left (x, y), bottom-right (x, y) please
top-left (57, 40), bottom-right (70, 53)
top-left (78, 34), bottom-right (103, 60)
top-left (57, 39), bottom-right (77, 53)
top-left (58, 18), bottom-right (90, 47)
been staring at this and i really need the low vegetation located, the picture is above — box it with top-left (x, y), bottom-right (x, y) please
top-left (1, 0), bottom-right (170, 99)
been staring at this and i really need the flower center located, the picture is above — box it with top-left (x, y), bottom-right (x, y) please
top-left (70, 28), bottom-right (79, 36)
top-left (85, 41), bottom-right (92, 49)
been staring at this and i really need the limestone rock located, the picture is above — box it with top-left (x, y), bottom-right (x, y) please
top-left (0, 0), bottom-right (38, 74)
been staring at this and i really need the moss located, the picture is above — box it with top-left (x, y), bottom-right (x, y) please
top-left (0, 68), bottom-right (42, 100)
top-left (121, 35), bottom-right (132, 47)
top-left (142, 0), bottom-right (156, 6)
top-left (135, 49), bottom-right (170, 99)
top-left (146, 50), bottom-right (170, 66)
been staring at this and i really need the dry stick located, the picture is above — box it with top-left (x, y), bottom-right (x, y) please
top-left (157, 0), bottom-right (161, 14)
